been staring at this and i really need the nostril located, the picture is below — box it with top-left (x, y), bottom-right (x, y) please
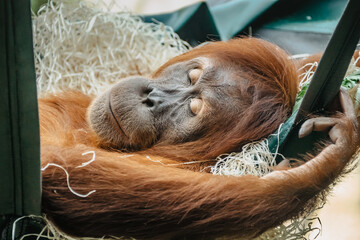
top-left (142, 87), bottom-right (153, 95)
top-left (143, 98), bottom-right (154, 108)
top-left (144, 88), bottom-right (152, 95)
top-left (141, 87), bottom-right (153, 98)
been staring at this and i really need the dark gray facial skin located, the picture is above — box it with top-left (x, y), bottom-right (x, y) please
top-left (88, 57), bottom-right (247, 151)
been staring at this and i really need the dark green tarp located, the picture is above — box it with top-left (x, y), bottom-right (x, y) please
top-left (0, 0), bottom-right (41, 235)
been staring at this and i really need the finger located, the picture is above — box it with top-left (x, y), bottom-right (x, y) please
top-left (274, 159), bottom-right (290, 170)
top-left (270, 159), bottom-right (291, 171)
top-left (339, 88), bottom-right (356, 119)
top-left (328, 124), bottom-right (343, 144)
top-left (299, 117), bottom-right (339, 138)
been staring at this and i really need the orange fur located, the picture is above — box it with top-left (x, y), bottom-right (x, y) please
top-left (40, 38), bottom-right (359, 239)
top-left (149, 38), bottom-right (298, 161)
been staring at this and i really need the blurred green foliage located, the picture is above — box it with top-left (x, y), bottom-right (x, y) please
top-left (31, 0), bottom-right (48, 14)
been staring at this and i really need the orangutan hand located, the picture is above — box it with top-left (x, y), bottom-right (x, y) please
top-left (299, 88), bottom-right (359, 162)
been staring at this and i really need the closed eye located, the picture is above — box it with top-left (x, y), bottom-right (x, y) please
top-left (188, 69), bottom-right (202, 84)
top-left (189, 98), bottom-right (204, 115)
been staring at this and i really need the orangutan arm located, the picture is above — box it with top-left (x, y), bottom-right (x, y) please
top-left (41, 91), bottom-right (359, 240)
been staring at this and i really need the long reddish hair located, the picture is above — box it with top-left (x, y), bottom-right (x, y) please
top-left (150, 38), bottom-right (298, 160)
top-left (39, 38), bottom-right (360, 239)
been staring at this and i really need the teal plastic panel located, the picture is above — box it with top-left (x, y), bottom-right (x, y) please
top-left (210, 0), bottom-right (276, 40)
top-left (144, 0), bottom-right (276, 43)
top-left (144, 2), bottom-right (220, 45)
top-left (264, 0), bottom-right (347, 34)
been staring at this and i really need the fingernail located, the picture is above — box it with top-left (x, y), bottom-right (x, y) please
top-left (298, 128), bottom-right (305, 138)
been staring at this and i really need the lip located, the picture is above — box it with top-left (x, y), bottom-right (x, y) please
top-left (106, 91), bottom-right (128, 139)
